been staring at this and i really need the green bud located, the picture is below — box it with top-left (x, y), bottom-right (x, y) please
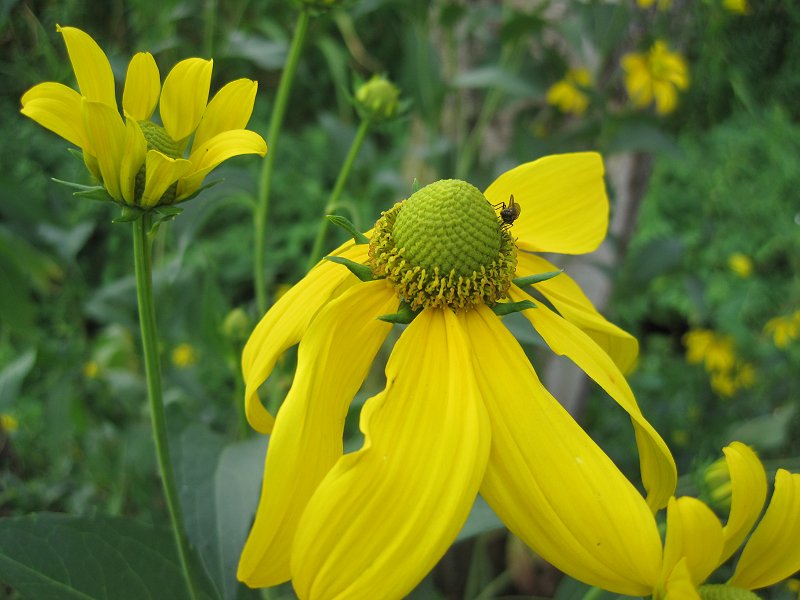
top-left (355, 75), bottom-right (400, 121)
top-left (702, 457), bottom-right (732, 511)
top-left (222, 308), bottom-right (251, 342)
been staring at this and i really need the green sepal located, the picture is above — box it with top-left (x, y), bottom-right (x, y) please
top-left (411, 178), bottom-right (421, 194)
top-left (377, 302), bottom-right (417, 324)
top-left (52, 178), bottom-right (113, 202)
top-left (512, 269), bottom-right (563, 288)
top-left (491, 299), bottom-right (536, 316)
top-left (175, 179), bottom-right (222, 204)
top-left (149, 205), bottom-right (184, 235)
top-left (326, 215), bottom-right (370, 245)
top-left (66, 148), bottom-right (84, 163)
top-left (112, 205), bottom-right (145, 223)
top-left (324, 255), bottom-right (374, 282)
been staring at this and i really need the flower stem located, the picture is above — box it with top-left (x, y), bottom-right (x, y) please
top-left (132, 215), bottom-right (201, 600)
top-left (253, 9), bottom-right (311, 314)
top-left (306, 117), bottom-right (372, 271)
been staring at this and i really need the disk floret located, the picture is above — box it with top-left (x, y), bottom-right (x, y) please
top-left (369, 179), bottom-right (517, 311)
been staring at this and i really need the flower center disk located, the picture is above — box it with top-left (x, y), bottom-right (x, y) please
top-left (369, 179), bottom-right (517, 311)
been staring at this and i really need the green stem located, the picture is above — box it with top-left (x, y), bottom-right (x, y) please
top-left (306, 117), bottom-right (372, 271)
top-left (253, 9), bottom-right (311, 314)
top-left (132, 215), bottom-right (201, 600)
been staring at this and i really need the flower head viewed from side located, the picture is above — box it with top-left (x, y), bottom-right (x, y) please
top-left (20, 26), bottom-right (267, 209)
top-left (622, 39), bottom-right (689, 115)
top-left (546, 68), bottom-right (592, 116)
top-left (238, 153), bottom-right (677, 599)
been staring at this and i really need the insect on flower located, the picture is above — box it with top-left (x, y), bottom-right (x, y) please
top-left (495, 194), bottom-right (521, 228)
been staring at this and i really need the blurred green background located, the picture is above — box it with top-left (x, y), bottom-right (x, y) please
top-left (1, 0), bottom-right (798, 598)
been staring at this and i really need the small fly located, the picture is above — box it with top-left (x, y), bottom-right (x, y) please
top-left (494, 195), bottom-right (521, 228)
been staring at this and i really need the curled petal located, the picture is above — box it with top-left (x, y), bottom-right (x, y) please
top-left (515, 252), bottom-right (638, 372)
top-left (242, 242), bottom-right (369, 434)
top-left (465, 305), bottom-right (661, 596)
top-left (484, 153), bottom-right (608, 255)
top-left (160, 58), bottom-right (212, 143)
top-left (140, 150), bottom-right (192, 208)
top-left (238, 281), bottom-right (397, 587)
top-left (720, 442), bottom-right (767, 564)
top-left (291, 309), bottom-right (490, 600)
top-left (510, 285), bottom-right (676, 509)
top-left (123, 52), bottom-right (160, 121)
top-left (82, 99), bottom-right (126, 201)
top-left (58, 26), bottom-right (116, 108)
top-left (192, 78), bottom-right (258, 151)
top-left (21, 82), bottom-right (89, 150)
top-left (662, 497), bottom-right (723, 587)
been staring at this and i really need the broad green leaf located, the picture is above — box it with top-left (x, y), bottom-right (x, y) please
top-left (451, 66), bottom-right (538, 97)
top-left (0, 350), bottom-right (36, 410)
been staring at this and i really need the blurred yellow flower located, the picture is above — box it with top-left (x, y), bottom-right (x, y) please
top-left (683, 328), bottom-right (736, 373)
top-left (622, 40), bottom-right (689, 115)
top-left (734, 361), bottom-right (756, 389)
top-left (171, 343), bottom-right (198, 368)
top-left (728, 253), bottom-right (753, 278)
top-left (710, 371), bottom-right (736, 397)
top-left (788, 579), bottom-right (800, 599)
top-left (637, 0), bottom-right (672, 9)
top-left (0, 413), bottom-right (18, 433)
top-left (83, 360), bottom-right (100, 379)
top-left (546, 68), bottom-right (592, 116)
top-left (21, 26), bottom-right (267, 209)
top-left (724, 0), bottom-right (749, 14)
top-left (764, 312), bottom-right (800, 349)
top-left (684, 329), bottom-right (714, 365)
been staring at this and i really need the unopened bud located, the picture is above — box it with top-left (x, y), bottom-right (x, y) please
top-left (355, 75), bottom-right (400, 121)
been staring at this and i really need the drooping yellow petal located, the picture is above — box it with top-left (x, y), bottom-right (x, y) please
top-left (719, 442), bottom-right (768, 564)
top-left (81, 99), bottom-right (126, 201)
top-left (465, 305), bottom-right (661, 596)
top-left (177, 129), bottom-right (267, 200)
top-left (242, 242), bottom-right (370, 434)
top-left (509, 285), bottom-right (676, 509)
top-left (20, 82), bottom-right (89, 150)
top-left (119, 118), bottom-right (147, 205)
top-left (160, 58), bottom-right (212, 143)
top-left (238, 280), bottom-right (397, 588)
top-left (139, 150), bottom-right (192, 208)
top-left (57, 26), bottom-right (116, 108)
top-left (662, 497), bottom-right (723, 587)
top-left (291, 308), bottom-right (491, 600)
top-left (663, 558), bottom-right (702, 600)
top-left (515, 252), bottom-right (638, 372)
top-left (192, 78), bottom-right (258, 151)
top-left (483, 153), bottom-right (608, 255)
top-left (730, 469), bottom-right (800, 590)
top-left (122, 52), bottom-right (160, 121)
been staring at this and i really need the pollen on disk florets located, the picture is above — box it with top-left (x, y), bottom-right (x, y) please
top-left (369, 179), bottom-right (517, 311)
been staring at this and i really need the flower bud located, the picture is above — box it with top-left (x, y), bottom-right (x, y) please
top-left (355, 75), bottom-right (400, 121)
top-left (222, 307), bottom-right (252, 342)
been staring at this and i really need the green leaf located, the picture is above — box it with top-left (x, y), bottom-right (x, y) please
top-left (0, 513), bottom-right (213, 600)
top-left (456, 496), bottom-right (502, 542)
top-left (512, 269), bottom-right (563, 287)
top-left (323, 255), bottom-right (373, 281)
top-left (451, 66), bottom-right (538, 97)
top-left (491, 299), bottom-right (536, 316)
top-left (377, 302), bottom-right (416, 324)
top-left (0, 350), bottom-right (36, 410)
top-left (325, 215), bottom-right (370, 245)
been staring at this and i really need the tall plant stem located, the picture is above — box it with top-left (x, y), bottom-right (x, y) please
top-left (133, 215), bottom-right (201, 600)
top-left (253, 9), bottom-right (311, 313)
top-left (306, 117), bottom-right (372, 271)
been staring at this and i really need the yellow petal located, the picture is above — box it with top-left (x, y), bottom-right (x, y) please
top-left (730, 469), bottom-right (800, 590)
top-left (192, 78), bottom-right (258, 151)
top-left (291, 308), bottom-right (491, 600)
top-left (81, 99), bottom-right (126, 201)
top-left (510, 285), bottom-right (676, 509)
top-left (663, 558), bottom-right (702, 600)
top-left (515, 252), bottom-right (639, 372)
top-left (465, 305), bottom-right (661, 596)
top-left (160, 58), bottom-right (212, 143)
top-left (242, 242), bottom-right (370, 434)
top-left (484, 153), bottom-right (608, 255)
top-left (119, 118), bottom-right (147, 205)
top-left (122, 52), bottom-right (160, 121)
top-left (238, 281), bottom-right (397, 588)
top-left (57, 26), bottom-right (116, 107)
top-left (21, 82), bottom-right (89, 150)
top-left (139, 150), bottom-right (192, 208)
top-left (662, 497), bottom-right (723, 587)
top-left (720, 442), bottom-right (768, 564)
top-left (177, 129), bottom-right (267, 200)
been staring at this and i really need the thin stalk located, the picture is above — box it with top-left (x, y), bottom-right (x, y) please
top-left (306, 117), bottom-right (372, 271)
top-left (132, 215), bottom-right (201, 600)
top-left (253, 9), bottom-right (311, 314)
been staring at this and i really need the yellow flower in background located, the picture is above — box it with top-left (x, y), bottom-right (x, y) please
top-left (21, 26), bottom-right (267, 209)
top-left (171, 343), bottom-right (198, 368)
top-left (710, 371), bottom-right (736, 397)
top-left (557, 442), bottom-right (800, 599)
top-left (637, 0), bottom-right (672, 10)
top-left (684, 329), bottom-right (714, 365)
top-left (83, 360), bottom-right (100, 379)
top-left (764, 312), bottom-right (800, 349)
top-left (724, 0), bottom-right (749, 14)
top-left (683, 328), bottom-right (736, 373)
top-left (622, 40), bottom-right (689, 115)
top-left (0, 414), bottom-right (18, 433)
top-left (238, 154), bottom-right (676, 598)
top-left (546, 68), bottom-right (592, 115)
top-left (728, 252), bottom-right (753, 278)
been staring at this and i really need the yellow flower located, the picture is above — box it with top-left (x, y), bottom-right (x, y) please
top-left (622, 40), bottom-right (689, 115)
top-left (710, 370), bottom-right (736, 397)
top-left (684, 329), bottom-right (714, 365)
top-left (728, 252), bottom-right (753, 278)
top-left (555, 442), bottom-right (800, 598)
top-left (83, 360), bottom-right (100, 379)
top-left (734, 361), bottom-right (756, 389)
top-left (0, 413), bottom-right (18, 433)
top-left (21, 26), bottom-right (267, 209)
top-left (171, 343), bottom-right (198, 368)
top-left (546, 68), bottom-right (592, 116)
top-left (237, 153), bottom-right (676, 597)
top-left (724, 0), bottom-right (749, 14)
top-left (637, 0), bottom-right (672, 9)
top-left (764, 313), bottom-right (800, 349)
top-left (684, 329), bottom-right (736, 373)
